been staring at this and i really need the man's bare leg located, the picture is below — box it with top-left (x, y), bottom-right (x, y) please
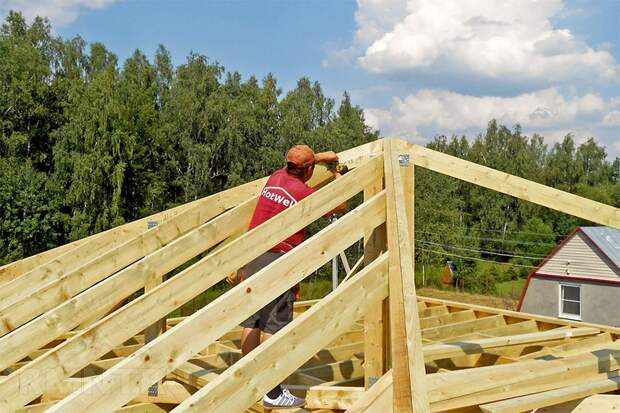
top-left (241, 327), bottom-right (261, 355)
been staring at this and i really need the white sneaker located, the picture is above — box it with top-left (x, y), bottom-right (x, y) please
top-left (262, 388), bottom-right (305, 408)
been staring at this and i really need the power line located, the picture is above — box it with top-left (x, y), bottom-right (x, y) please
top-left (437, 226), bottom-right (567, 238)
top-left (417, 247), bottom-right (537, 268)
top-left (418, 240), bottom-right (548, 261)
top-left (419, 240), bottom-right (550, 258)
top-left (417, 240), bottom-right (584, 266)
top-left (415, 230), bottom-right (557, 247)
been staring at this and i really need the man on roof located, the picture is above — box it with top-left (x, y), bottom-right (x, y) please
top-left (237, 144), bottom-right (346, 409)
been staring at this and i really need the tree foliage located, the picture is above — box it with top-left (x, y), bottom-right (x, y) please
top-left (1, 12), bottom-right (618, 281)
top-left (0, 12), bottom-right (378, 264)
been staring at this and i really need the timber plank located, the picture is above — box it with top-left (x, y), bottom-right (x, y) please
top-left (407, 143), bottom-right (620, 229)
top-left (479, 371), bottom-right (620, 413)
top-left (43, 171), bottom-right (385, 413)
top-left (172, 253), bottom-right (388, 412)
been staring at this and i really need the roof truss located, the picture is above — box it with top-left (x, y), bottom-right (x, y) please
top-left (1, 138), bottom-right (619, 413)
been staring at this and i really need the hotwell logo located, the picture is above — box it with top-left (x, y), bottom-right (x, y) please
top-left (261, 186), bottom-right (298, 207)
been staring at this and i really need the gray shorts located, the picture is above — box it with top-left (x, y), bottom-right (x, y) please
top-left (239, 251), bottom-right (295, 334)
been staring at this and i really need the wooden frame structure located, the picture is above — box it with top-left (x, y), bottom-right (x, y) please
top-left (1, 138), bottom-right (619, 413)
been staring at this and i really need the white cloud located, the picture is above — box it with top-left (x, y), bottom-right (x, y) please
top-left (345, 0), bottom-right (617, 82)
top-left (364, 87), bottom-right (615, 141)
top-left (603, 110), bottom-right (620, 127)
top-left (0, 0), bottom-right (118, 28)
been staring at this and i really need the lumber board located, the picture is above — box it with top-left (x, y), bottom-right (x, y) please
top-left (0, 202), bottom-right (256, 406)
top-left (172, 253), bottom-right (389, 412)
top-left (0, 196), bottom-right (256, 374)
top-left (384, 138), bottom-right (430, 413)
top-left (479, 371), bottom-right (620, 413)
top-left (572, 395), bottom-right (620, 412)
top-left (418, 296), bottom-right (620, 336)
top-left (298, 359), bottom-right (364, 382)
top-left (0, 181), bottom-right (259, 336)
top-left (422, 327), bottom-right (599, 362)
top-left (406, 143), bottom-right (620, 229)
top-left (0, 187), bottom-right (223, 286)
top-left (172, 361), bottom-right (220, 389)
top-left (422, 315), bottom-right (506, 341)
top-left (338, 338), bottom-right (620, 412)
top-left (420, 310), bottom-right (476, 329)
top-left (420, 306), bottom-right (449, 318)
top-left (0, 177), bottom-right (262, 303)
top-left (0, 142), bottom-right (378, 287)
top-left (305, 386), bottom-right (365, 410)
top-left (520, 332), bottom-right (615, 360)
top-left (42, 173), bottom-right (385, 413)
top-left (345, 369), bottom-right (393, 413)
top-left (427, 341), bottom-right (620, 410)
top-left (42, 378), bottom-right (192, 404)
top-left (301, 342), bottom-right (364, 369)
top-left (363, 166), bottom-right (388, 388)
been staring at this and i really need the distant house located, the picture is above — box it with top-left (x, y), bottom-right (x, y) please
top-left (518, 226), bottom-right (620, 327)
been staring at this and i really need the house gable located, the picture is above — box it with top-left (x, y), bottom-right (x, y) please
top-left (537, 231), bottom-right (620, 281)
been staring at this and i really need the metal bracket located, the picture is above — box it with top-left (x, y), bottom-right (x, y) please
top-left (147, 220), bottom-right (159, 230)
top-left (368, 376), bottom-right (379, 387)
top-left (398, 153), bottom-right (410, 167)
top-left (148, 383), bottom-right (159, 396)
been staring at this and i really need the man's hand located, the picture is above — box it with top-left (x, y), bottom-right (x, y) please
top-left (315, 151), bottom-right (338, 164)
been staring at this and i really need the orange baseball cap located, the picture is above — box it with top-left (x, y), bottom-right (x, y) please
top-left (286, 145), bottom-right (315, 168)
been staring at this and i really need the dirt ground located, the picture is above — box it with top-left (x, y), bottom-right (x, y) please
top-left (417, 287), bottom-right (519, 311)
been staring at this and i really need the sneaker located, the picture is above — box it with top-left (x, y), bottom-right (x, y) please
top-left (262, 388), bottom-right (305, 408)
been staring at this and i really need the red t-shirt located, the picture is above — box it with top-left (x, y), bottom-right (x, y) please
top-left (249, 168), bottom-right (315, 252)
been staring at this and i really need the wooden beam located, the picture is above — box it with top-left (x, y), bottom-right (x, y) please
top-left (571, 395), bottom-right (620, 412)
top-left (517, 332), bottom-right (614, 360)
top-left (423, 327), bottom-right (599, 362)
top-left (0, 201), bottom-right (189, 287)
top-left (305, 386), bottom-right (365, 410)
top-left (0, 196), bottom-right (255, 373)
top-left (172, 254), bottom-right (389, 413)
top-left (384, 138), bottom-right (430, 413)
top-left (419, 305), bottom-right (449, 318)
top-left (363, 160), bottom-right (388, 389)
top-left (301, 342), bottom-right (364, 369)
top-left (298, 359), bottom-right (364, 382)
top-left (406, 143), bottom-right (620, 229)
top-left (479, 372), bottom-right (620, 413)
top-left (0, 177), bottom-right (263, 310)
top-left (420, 309), bottom-right (476, 329)
top-left (42, 172), bottom-right (385, 413)
top-left (172, 361), bottom-right (220, 389)
top-left (0, 141), bottom-right (380, 286)
top-left (15, 402), bottom-right (169, 413)
top-left (345, 370), bottom-right (393, 413)
top-left (427, 341), bottom-right (620, 410)
top-left (41, 378), bottom-right (192, 405)
top-left (422, 315), bottom-right (506, 341)
top-left (418, 295), bottom-right (620, 336)
top-left (0, 182), bottom-right (259, 337)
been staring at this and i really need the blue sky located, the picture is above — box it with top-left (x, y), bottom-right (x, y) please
top-left (1, 0), bottom-right (619, 159)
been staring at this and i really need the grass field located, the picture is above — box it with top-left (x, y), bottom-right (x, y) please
top-left (417, 287), bottom-right (519, 311)
top-left (495, 278), bottom-right (527, 299)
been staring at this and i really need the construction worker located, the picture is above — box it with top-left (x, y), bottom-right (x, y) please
top-left (238, 144), bottom-right (345, 408)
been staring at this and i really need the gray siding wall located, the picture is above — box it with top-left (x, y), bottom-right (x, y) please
top-left (521, 277), bottom-right (620, 327)
top-left (538, 232), bottom-right (620, 281)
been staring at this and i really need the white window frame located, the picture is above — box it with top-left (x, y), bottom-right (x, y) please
top-left (558, 282), bottom-right (581, 321)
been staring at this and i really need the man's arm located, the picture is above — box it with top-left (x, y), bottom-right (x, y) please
top-left (314, 151), bottom-right (338, 164)
top-left (324, 172), bottom-right (347, 217)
